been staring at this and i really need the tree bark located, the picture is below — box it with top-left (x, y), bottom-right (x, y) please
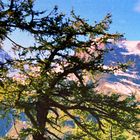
top-left (32, 99), bottom-right (49, 140)
top-left (33, 133), bottom-right (47, 140)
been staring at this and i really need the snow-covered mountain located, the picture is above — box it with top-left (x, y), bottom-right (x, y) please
top-left (99, 40), bottom-right (140, 100)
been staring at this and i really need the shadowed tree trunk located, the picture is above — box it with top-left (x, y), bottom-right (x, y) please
top-left (32, 99), bottom-right (49, 140)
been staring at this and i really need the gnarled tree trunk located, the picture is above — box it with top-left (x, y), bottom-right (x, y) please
top-left (32, 100), bottom-right (49, 140)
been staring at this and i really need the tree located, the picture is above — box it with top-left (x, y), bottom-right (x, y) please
top-left (64, 119), bottom-right (139, 140)
top-left (0, 0), bottom-right (139, 139)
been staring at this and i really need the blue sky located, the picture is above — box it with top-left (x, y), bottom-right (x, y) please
top-left (34, 0), bottom-right (140, 40)
top-left (4, 0), bottom-right (140, 52)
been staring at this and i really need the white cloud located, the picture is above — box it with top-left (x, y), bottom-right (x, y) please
top-left (134, 0), bottom-right (140, 13)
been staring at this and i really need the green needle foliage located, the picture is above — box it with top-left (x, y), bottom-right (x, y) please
top-left (0, 0), bottom-right (139, 139)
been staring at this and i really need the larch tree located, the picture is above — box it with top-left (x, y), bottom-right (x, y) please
top-left (0, 0), bottom-right (139, 140)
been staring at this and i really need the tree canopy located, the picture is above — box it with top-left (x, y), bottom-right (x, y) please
top-left (0, 0), bottom-right (140, 140)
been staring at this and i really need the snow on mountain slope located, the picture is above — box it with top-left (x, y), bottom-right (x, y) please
top-left (99, 40), bottom-right (140, 100)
